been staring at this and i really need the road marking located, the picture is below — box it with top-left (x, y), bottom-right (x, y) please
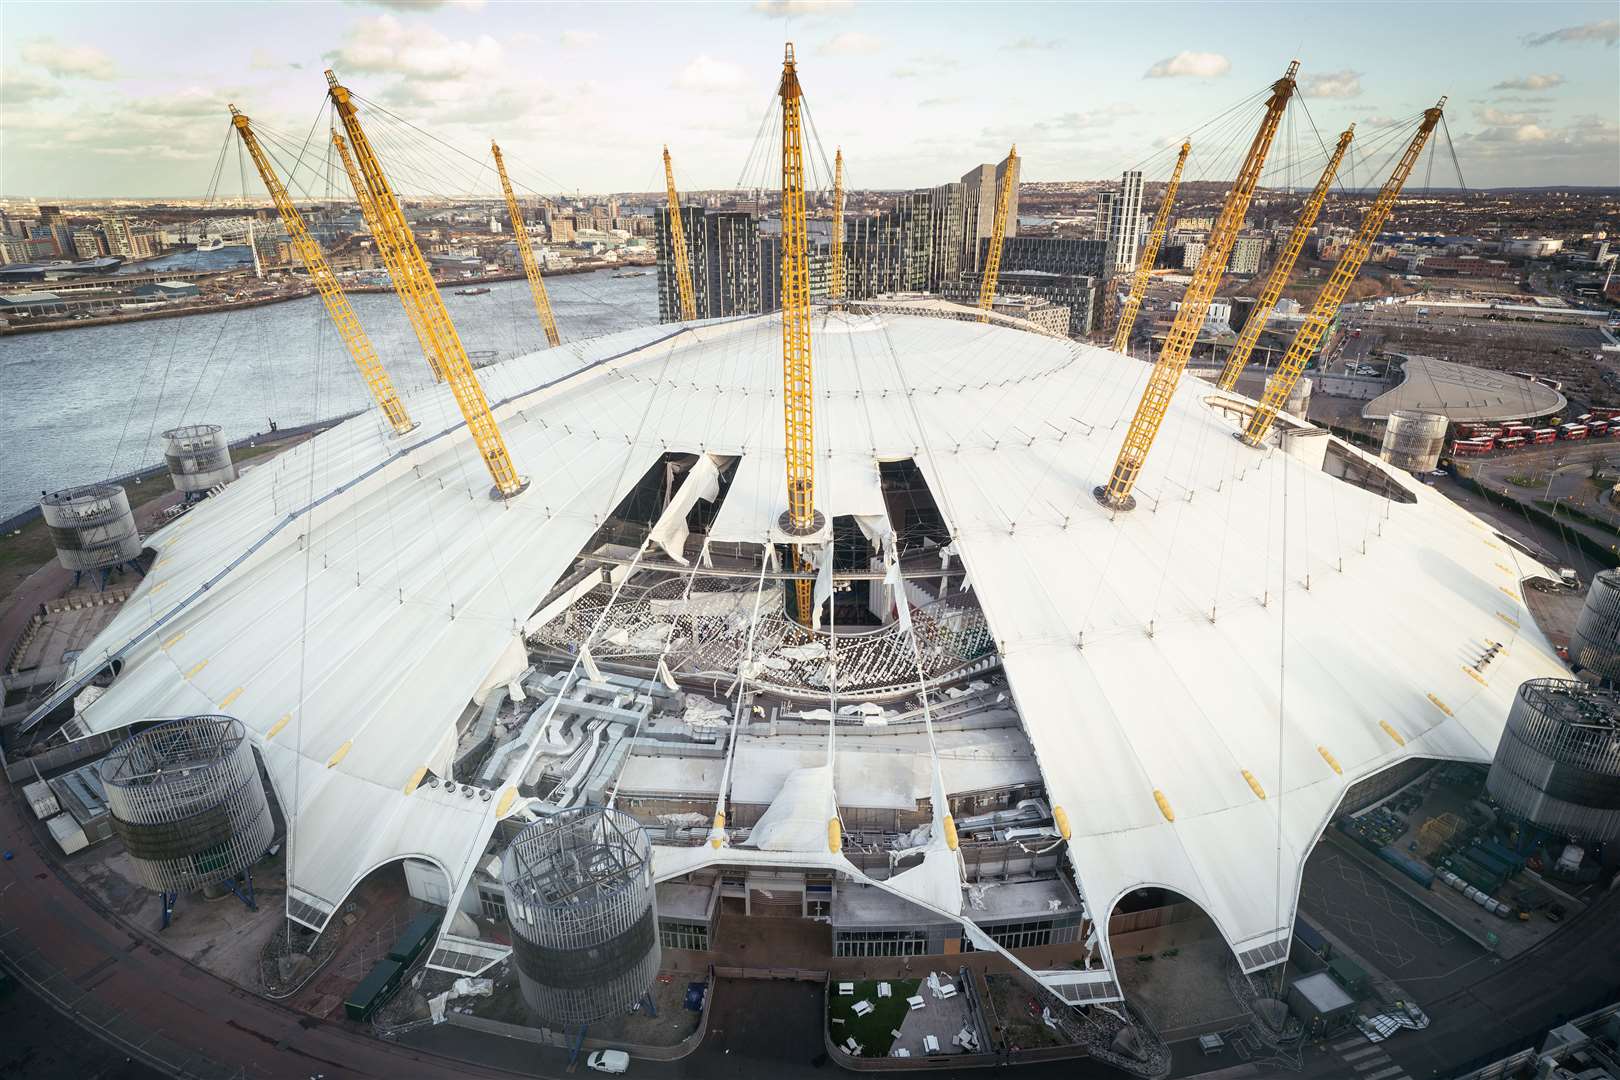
top-left (1333, 1036), bottom-right (1370, 1051)
top-left (1363, 1067), bottom-right (1406, 1080)
top-left (1342, 1045), bottom-right (1383, 1061)
top-left (1354, 1055), bottom-right (1393, 1071)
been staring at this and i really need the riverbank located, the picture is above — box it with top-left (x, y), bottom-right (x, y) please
top-left (0, 257), bottom-right (652, 337)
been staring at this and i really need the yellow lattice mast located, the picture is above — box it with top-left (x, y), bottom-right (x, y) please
top-left (830, 147), bottom-right (845, 301)
top-left (662, 147), bottom-right (697, 321)
top-left (491, 141), bottom-right (560, 348)
top-left (327, 70), bottom-right (528, 499)
top-left (1097, 61), bottom-right (1299, 511)
top-left (777, 43), bottom-right (822, 624)
top-left (975, 146), bottom-right (1017, 321)
top-left (333, 128), bottom-right (442, 384)
top-left (1218, 124), bottom-right (1354, 391)
top-left (230, 107), bottom-right (415, 436)
top-left (1111, 140), bottom-right (1190, 352)
top-left (1242, 100), bottom-right (1446, 447)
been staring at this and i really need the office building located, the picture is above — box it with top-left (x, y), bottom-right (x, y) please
top-left (961, 157), bottom-right (1020, 272)
top-left (1105, 170), bottom-right (1145, 273)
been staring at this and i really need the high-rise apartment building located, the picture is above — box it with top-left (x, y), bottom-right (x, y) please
top-left (944, 269), bottom-right (1100, 337)
top-left (1105, 170), bottom-right (1144, 273)
top-left (101, 216), bottom-right (135, 257)
top-left (703, 211), bottom-right (761, 318)
top-left (960, 157), bottom-right (1019, 272)
top-left (1228, 234), bottom-right (1269, 276)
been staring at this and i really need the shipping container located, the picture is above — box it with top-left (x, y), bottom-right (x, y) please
top-left (1378, 845), bottom-right (1436, 888)
top-left (344, 958), bottom-right (404, 1022)
top-left (386, 912), bottom-right (442, 965)
top-left (1294, 919), bottom-right (1332, 960)
top-left (1476, 838), bottom-right (1526, 871)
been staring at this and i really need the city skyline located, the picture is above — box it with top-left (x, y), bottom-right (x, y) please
top-left (0, 0), bottom-right (1617, 199)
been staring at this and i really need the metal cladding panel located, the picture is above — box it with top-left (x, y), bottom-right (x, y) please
top-left (163, 424), bottom-right (236, 494)
top-left (40, 484), bottom-right (142, 571)
top-left (100, 715), bottom-right (273, 893)
top-left (502, 807), bottom-right (659, 1023)
top-left (1573, 570), bottom-right (1620, 682)
top-left (1380, 410), bottom-right (1448, 472)
top-left (1487, 678), bottom-right (1620, 840)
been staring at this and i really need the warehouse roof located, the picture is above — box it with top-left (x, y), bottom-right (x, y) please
top-left (56, 303), bottom-right (1566, 991)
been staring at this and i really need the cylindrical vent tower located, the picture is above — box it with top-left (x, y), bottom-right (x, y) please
top-left (1572, 570), bottom-right (1620, 684)
top-left (1380, 411), bottom-right (1449, 472)
top-left (501, 807), bottom-right (659, 1024)
top-left (100, 715), bottom-right (274, 894)
top-left (1284, 376), bottom-right (1312, 420)
top-left (1486, 679), bottom-right (1620, 842)
top-left (39, 485), bottom-right (142, 574)
top-left (162, 424), bottom-right (236, 495)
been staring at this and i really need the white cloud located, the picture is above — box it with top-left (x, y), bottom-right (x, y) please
top-left (325, 15), bottom-right (502, 82)
top-left (918, 96), bottom-right (961, 108)
top-left (249, 47), bottom-right (303, 71)
top-left (20, 38), bottom-right (117, 80)
top-left (560, 30), bottom-right (600, 48)
top-left (1491, 72), bottom-right (1564, 90)
top-left (1524, 19), bottom-right (1617, 46)
top-left (1299, 69), bottom-right (1363, 98)
top-left (0, 71), bottom-right (64, 104)
top-left (1477, 106), bottom-right (1543, 126)
top-left (1002, 36), bottom-right (1061, 51)
top-left (674, 55), bottom-right (746, 93)
top-left (751, 0), bottom-right (854, 16)
top-left (818, 31), bottom-right (881, 55)
top-left (1144, 51), bottom-right (1231, 79)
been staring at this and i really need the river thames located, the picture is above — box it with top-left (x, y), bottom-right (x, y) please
top-left (0, 269), bottom-right (657, 518)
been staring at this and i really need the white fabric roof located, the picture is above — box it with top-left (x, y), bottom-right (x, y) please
top-left (63, 305), bottom-right (1565, 986)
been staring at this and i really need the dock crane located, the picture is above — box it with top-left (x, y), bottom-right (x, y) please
top-left (1218, 125), bottom-right (1354, 391)
top-left (333, 128), bottom-right (442, 384)
top-left (662, 147), bottom-right (698, 321)
top-left (1241, 101), bottom-right (1447, 448)
top-left (778, 43), bottom-right (822, 624)
top-left (229, 106), bottom-right (415, 436)
top-left (326, 70), bottom-right (527, 499)
top-left (491, 141), bottom-right (561, 348)
top-left (1111, 140), bottom-right (1190, 352)
top-left (830, 148), bottom-right (845, 301)
top-left (976, 146), bottom-right (1017, 321)
top-left (1097, 60), bottom-right (1299, 511)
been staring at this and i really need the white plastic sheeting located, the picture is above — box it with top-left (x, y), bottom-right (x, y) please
top-left (648, 454), bottom-right (730, 564)
top-left (744, 764), bottom-right (838, 851)
top-left (61, 305), bottom-right (1565, 988)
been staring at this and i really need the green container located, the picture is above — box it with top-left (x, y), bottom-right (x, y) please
top-left (344, 958), bottom-right (404, 1022)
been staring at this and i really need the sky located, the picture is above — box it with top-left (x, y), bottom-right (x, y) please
top-left (0, 0), bottom-right (1616, 199)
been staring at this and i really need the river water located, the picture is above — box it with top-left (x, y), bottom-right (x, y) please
top-left (0, 269), bottom-right (658, 518)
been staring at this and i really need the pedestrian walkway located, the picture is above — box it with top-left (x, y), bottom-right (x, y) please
top-left (1331, 1032), bottom-right (1414, 1080)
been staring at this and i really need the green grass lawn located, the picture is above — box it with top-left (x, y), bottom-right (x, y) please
top-left (827, 978), bottom-right (919, 1058)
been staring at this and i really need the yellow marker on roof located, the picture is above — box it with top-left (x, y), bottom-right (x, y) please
top-left (1053, 805), bottom-right (1072, 840)
top-left (710, 811), bottom-right (726, 849)
top-left (1494, 563), bottom-right (1511, 574)
top-left (943, 815), bottom-right (959, 851)
top-left (327, 740), bottom-right (353, 768)
top-left (1428, 693), bottom-right (1454, 717)
top-left (1496, 611), bottom-right (1519, 628)
top-left (828, 817), bottom-right (842, 854)
top-left (403, 767), bottom-right (428, 796)
top-left (161, 631), bottom-right (186, 650)
top-left (218, 687), bottom-right (244, 709)
top-left (1241, 769), bottom-right (1266, 800)
top-left (1379, 720), bottom-right (1406, 747)
top-left (496, 787), bottom-right (517, 817)
top-left (266, 714), bottom-right (290, 739)
top-left (149, 581), bottom-right (169, 596)
top-left (1317, 745), bottom-right (1343, 775)
top-left (1153, 789), bottom-right (1175, 822)
top-left (1498, 585), bottom-right (1518, 600)
top-left (183, 659), bottom-right (208, 679)
top-left (1462, 666), bottom-right (1487, 685)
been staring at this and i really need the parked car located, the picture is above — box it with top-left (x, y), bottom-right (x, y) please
top-left (588, 1049), bottom-right (631, 1074)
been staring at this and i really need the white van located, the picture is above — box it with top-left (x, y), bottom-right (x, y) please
top-left (587, 1049), bottom-right (630, 1074)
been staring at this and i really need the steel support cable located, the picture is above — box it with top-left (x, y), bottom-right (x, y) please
top-left (710, 550), bottom-right (776, 844)
top-left (351, 89), bottom-right (570, 193)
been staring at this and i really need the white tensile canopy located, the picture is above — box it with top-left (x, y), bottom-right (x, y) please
top-left (60, 302), bottom-right (1565, 989)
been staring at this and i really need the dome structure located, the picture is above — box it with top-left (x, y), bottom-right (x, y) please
top-left (38, 298), bottom-right (1567, 1001)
